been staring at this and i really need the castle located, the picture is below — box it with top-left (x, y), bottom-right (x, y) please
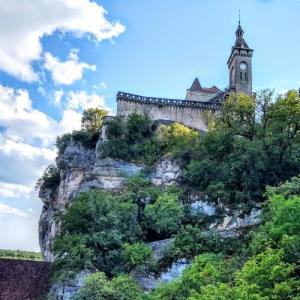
top-left (116, 22), bottom-right (253, 131)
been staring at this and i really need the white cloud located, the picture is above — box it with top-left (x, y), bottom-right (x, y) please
top-left (0, 182), bottom-right (32, 199)
top-left (0, 0), bottom-right (125, 81)
top-left (59, 109), bottom-right (83, 133)
top-left (66, 90), bottom-right (111, 112)
top-left (0, 84), bottom-right (113, 250)
top-left (0, 84), bottom-right (81, 146)
top-left (0, 84), bottom-right (84, 186)
top-left (0, 137), bottom-right (57, 185)
top-left (54, 90), bottom-right (64, 105)
top-left (0, 202), bottom-right (29, 218)
top-left (44, 49), bottom-right (96, 85)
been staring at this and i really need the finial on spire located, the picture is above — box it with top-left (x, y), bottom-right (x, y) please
top-left (238, 9), bottom-right (241, 26)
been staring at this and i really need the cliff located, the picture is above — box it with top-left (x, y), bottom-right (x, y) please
top-left (39, 135), bottom-right (261, 255)
top-left (38, 132), bottom-right (262, 298)
top-left (39, 140), bottom-right (181, 261)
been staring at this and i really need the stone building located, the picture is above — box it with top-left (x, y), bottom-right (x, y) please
top-left (117, 22), bottom-right (253, 131)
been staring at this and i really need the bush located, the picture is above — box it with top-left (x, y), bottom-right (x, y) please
top-left (183, 90), bottom-right (300, 210)
top-left (56, 130), bottom-right (99, 155)
top-left (55, 108), bottom-right (108, 155)
top-left (122, 242), bottom-right (154, 274)
top-left (143, 192), bottom-right (184, 238)
top-left (149, 253), bottom-right (237, 300)
top-left (53, 190), bottom-right (142, 280)
top-left (36, 164), bottom-right (60, 191)
top-left (100, 113), bottom-right (200, 165)
top-left (74, 272), bottom-right (144, 300)
top-left (150, 176), bottom-right (300, 300)
top-left (160, 225), bottom-right (248, 271)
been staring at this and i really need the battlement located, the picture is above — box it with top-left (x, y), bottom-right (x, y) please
top-left (117, 92), bottom-right (221, 111)
top-left (116, 91), bottom-right (222, 131)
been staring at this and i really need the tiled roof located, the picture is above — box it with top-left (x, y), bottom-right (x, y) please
top-left (0, 258), bottom-right (51, 300)
top-left (188, 78), bottom-right (221, 94)
top-left (201, 86), bottom-right (221, 93)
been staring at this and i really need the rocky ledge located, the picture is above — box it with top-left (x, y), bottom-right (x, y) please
top-left (39, 141), bottom-right (182, 261)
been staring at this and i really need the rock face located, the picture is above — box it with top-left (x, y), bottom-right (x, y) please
top-left (49, 271), bottom-right (90, 300)
top-left (39, 138), bottom-right (263, 298)
top-left (39, 141), bottom-right (182, 261)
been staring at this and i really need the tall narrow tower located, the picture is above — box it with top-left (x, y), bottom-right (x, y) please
top-left (227, 21), bottom-right (254, 95)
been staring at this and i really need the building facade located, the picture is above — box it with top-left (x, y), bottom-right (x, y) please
top-left (117, 22), bottom-right (253, 131)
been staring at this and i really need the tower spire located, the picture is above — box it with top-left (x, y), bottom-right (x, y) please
top-left (227, 18), bottom-right (254, 95)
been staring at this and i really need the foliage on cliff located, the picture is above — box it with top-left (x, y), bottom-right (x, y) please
top-left (147, 177), bottom-right (300, 299)
top-left (98, 90), bottom-right (300, 209)
top-left (183, 90), bottom-right (300, 209)
top-left (42, 90), bottom-right (300, 298)
top-left (60, 176), bottom-right (300, 300)
top-left (100, 113), bottom-right (198, 164)
top-left (52, 176), bottom-right (185, 281)
top-left (56, 108), bottom-right (108, 154)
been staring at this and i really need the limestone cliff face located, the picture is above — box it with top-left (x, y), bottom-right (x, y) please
top-left (38, 141), bottom-right (181, 261)
top-left (39, 137), bottom-right (263, 299)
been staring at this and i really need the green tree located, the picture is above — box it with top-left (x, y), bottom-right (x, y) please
top-left (143, 192), bottom-right (184, 238)
top-left (36, 164), bottom-right (60, 190)
top-left (74, 272), bottom-right (143, 300)
top-left (122, 242), bottom-right (154, 274)
top-left (53, 191), bottom-right (142, 280)
top-left (81, 108), bottom-right (108, 133)
top-left (183, 90), bottom-right (300, 210)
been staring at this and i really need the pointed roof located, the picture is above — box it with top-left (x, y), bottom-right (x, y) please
top-left (189, 78), bottom-right (202, 91)
top-left (234, 23), bottom-right (250, 49)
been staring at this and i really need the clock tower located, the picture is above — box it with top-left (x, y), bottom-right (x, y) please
top-left (227, 21), bottom-right (254, 95)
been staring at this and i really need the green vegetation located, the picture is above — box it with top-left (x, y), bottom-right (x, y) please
top-left (52, 178), bottom-right (184, 281)
top-left (143, 192), bottom-right (184, 238)
top-left (35, 164), bottom-right (60, 191)
top-left (100, 113), bottom-right (199, 164)
top-left (147, 178), bottom-right (300, 299)
top-left (100, 90), bottom-right (300, 209)
top-left (81, 108), bottom-right (108, 133)
top-left (74, 272), bottom-right (144, 300)
top-left (53, 190), bottom-right (142, 280)
top-left (183, 90), bottom-right (300, 209)
top-left (0, 249), bottom-right (42, 261)
top-left (56, 108), bottom-right (108, 154)
top-left (42, 90), bottom-right (300, 298)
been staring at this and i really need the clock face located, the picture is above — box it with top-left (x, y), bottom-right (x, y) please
top-left (240, 62), bottom-right (247, 70)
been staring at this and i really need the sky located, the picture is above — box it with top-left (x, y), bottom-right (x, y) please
top-left (0, 0), bottom-right (300, 252)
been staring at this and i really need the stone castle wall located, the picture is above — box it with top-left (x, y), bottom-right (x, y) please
top-left (117, 92), bottom-right (220, 131)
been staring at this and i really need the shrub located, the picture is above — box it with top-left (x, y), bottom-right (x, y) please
top-left (149, 253), bottom-right (237, 300)
top-left (100, 113), bottom-right (200, 165)
top-left (74, 272), bottom-right (144, 300)
top-left (122, 242), bottom-right (154, 274)
top-left (81, 108), bottom-right (108, 133)
top-left (36, 164), bottom-right (60, 191)
top-left (53, 190), bottom-right (142, 280)
top-left (155, 123), bottom-right (199, 159)
top-left (161, 225), bottom-right (248, 269)
top-left (183, 90), bottom-right (300, 210)
top-left (143, 192), bottom-right (184, 238)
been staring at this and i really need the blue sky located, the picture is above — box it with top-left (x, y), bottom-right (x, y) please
top-left (0, 0), bottom-right (299, 251)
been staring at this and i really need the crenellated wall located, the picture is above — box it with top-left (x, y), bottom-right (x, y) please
top-left (117, 92), bottom-right (221, 131)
